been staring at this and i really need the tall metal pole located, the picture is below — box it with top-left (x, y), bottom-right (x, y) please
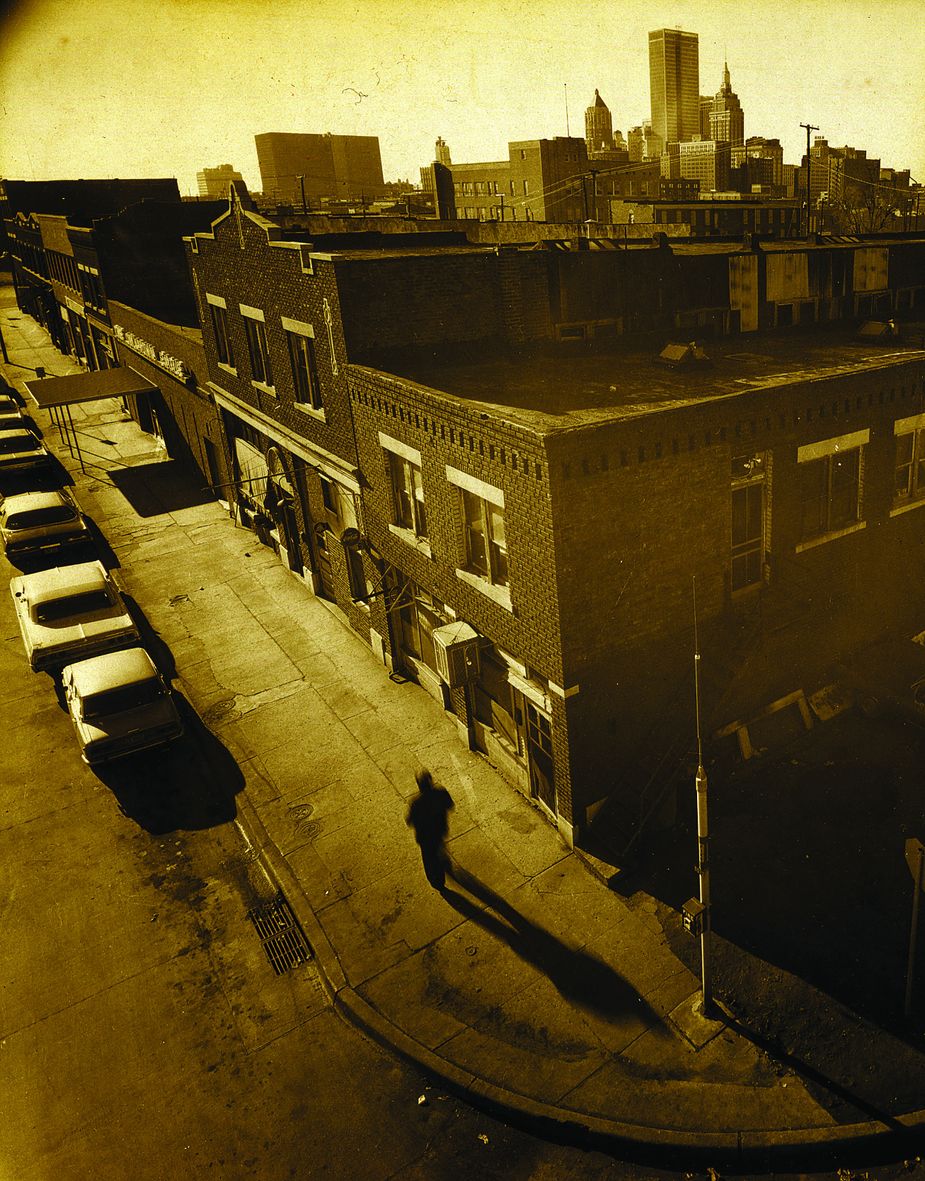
top-left (800, 122), bottom-right (819, 236)
top-left (564, 83), bottom-right (570, 137)
top-left (905, 843), bottom-right (924, 1019)
top-left (693, 577), bottom-right (714, 1016)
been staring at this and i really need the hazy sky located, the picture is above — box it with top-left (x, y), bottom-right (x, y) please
top-left (1, 0), bottom-right (923, 195)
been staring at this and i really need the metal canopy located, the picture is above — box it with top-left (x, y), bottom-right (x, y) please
top-left (23, 366), bottom-right (158, 409)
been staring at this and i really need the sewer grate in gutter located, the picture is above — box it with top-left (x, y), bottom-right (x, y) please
top-left (247, 891), bottom-right (312, 975)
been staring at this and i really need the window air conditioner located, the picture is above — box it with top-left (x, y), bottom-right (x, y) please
top-left (432, 621), bottom-right (481, 688)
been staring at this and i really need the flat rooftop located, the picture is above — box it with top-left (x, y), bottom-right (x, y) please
top-left (365, 327), bottom-right (925, 434)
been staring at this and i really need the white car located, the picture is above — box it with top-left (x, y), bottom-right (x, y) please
top-left (0, 490), bottom-right (92, 559)
top-left (10, 560), bottom-right (140, 672)
top-left (0, 392), bottom-right (22, 417)
top-left (0, 427), bottom-right (52, 474)
top-left (62, 647), bottom-right (183, 764)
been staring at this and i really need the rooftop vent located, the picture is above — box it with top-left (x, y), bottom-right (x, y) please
top-left (855, 319), bottom-right (901, 343)
top-left (659, 340), bottom-right (712, 368)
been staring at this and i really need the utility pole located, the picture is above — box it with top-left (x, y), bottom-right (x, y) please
top-left (565, 83), bottom-right (570, 136)
top-left (692, 577), bottom-right (715, 1017)
top-left (297, 175), bottom-right (306, 214)
top-left (800, 122), bottom-right (819, 236)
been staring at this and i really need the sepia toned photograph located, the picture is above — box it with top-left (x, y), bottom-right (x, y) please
top-left (1, 1), bottom-right (924, 1177)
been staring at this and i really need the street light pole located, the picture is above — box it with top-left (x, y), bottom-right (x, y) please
top-left (800, 121), bottom-right (820, 236)
top-left (693, 577), bottom-right (715, 1017)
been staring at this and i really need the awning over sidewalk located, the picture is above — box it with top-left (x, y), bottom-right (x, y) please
top-left (23, 365), bottom-right (158, 409)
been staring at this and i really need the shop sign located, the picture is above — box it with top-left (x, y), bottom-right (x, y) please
top-left (113, 323), bottom-right (192, 382)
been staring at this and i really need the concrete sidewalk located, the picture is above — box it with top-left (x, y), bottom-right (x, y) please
top-left (3, 287), bottom-right (923, 1166)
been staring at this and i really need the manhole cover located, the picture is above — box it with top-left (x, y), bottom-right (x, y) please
top-left (247, 891), bottom-right (312, 975)
top-left (201, 698), bottom-right (238, 726)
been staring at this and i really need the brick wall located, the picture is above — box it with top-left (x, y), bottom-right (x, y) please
top-left (544, 356), bottom-right (925, 820)
top-left (336, 253), bottom-right (503, 356)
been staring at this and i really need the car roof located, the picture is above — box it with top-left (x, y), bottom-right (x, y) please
top-left (0, 427), bottom-right (39, 443)
top-left (1, 490), bottom-right (74, 515)
top-left (65, 646), bottom-right (158, 695)
top-left (11, 560), bottom-right (110, 602)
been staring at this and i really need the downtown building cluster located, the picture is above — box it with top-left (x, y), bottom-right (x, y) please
top-left (3, 148), bottom-right (925, 858)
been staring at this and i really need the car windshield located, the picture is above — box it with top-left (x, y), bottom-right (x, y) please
top-left (35, 589), bottom-right (114, 622)
top-left (81, 679), bottom-right (165, 719)
top-left (7, 505), bottom-right (78, 529)
top-left (0, 435), bottom-right (36, 453)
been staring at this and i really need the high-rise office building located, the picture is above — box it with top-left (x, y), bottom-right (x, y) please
top-left (254, 133), bottom-right (385, 207)
top-left (435, 137), bottom-right (452, 166)
top-left (648, 28), bottom-right (700, 148)
top-left (585, 89), bottom-right (613, 154)
top-left (709, 61), bottom-right (744, 147)
top-left (197, 165), bottom-right (244, 200)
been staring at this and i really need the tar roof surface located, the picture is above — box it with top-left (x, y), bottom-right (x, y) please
top-left (372, 328), bottom-right (925, 434)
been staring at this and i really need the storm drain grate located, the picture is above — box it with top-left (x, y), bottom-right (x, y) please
top-left (247, 891), bottom-right (312, 975)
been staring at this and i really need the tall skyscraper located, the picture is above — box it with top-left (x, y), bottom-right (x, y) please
top-left (709, 61), bottom-right (745, 147)
top-left (584, 89), bottom-right (613, 154)
top-left (649, 28), bottom-right (700, 149)
top-left (435, 137), bottom-right (452, 166)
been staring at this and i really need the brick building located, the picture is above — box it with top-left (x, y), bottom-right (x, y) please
top-left (5, 196), bottom-right (224, 373)
top-left (180, 187), bottom-right (925, 848)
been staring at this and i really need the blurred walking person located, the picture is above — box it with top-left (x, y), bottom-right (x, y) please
top-left (406, 770), bottom-right (454, 889)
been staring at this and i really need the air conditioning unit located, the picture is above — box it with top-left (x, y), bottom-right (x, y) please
top-left (432, 621), bottom-right (481, 688)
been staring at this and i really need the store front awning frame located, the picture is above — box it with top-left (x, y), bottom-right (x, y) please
top-left (23, 365), bottom-right (158, 473)
top-left (23, 365), bottom-right (158, 410)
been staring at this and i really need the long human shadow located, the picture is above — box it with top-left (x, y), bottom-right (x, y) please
top-left (444, 864), bottom-right (669, 1034)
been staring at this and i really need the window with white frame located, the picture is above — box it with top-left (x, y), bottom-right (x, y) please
top-left (240, 305), bottom-right (273, 388)
top-left (207, 295), bottom-right (234, 369)
top-left (282, 316), bottom-right (321, 410)
top-left (380, 434), bottom-right (427, 540)
top-left (444, 467), bottom-right (507, 586)
top-left (893, 414), bottom-right (925, 507)
top-left (797, 430), bottom-right (868, 545)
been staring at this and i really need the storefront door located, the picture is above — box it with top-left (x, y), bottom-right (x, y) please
top-left (524, 700), bottom-right (556, 815)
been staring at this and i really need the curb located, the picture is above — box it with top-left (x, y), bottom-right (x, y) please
top-left (235, 783), bottom-right (925, 1169)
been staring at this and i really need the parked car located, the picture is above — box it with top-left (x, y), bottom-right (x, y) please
top-left (0, 427), bottom-right (52, 474)
top-left (0, 490), bottom-right (92, 560)
top-left (61, 647), bottom-right (183, 764)
top-left (0, 401), bottom-right (25, 428)
top-left (837, 638), bottom-right (925, 725)
top-left (10, 560), bottom-right (140, 672)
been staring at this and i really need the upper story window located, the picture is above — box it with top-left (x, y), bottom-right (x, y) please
top-left (78, 264), bottom-right (105, 310)
top-left (462, 489), bottom-right (508, 586)
top-left (893, 414), bottom-right (925, 512)
top-left (282, 317), bottom-right (322, 412)
top-left (240, 305), bottom-right (273, 389)
top-left (797, 429), bottom-right (868, 549)
top-left (206, 294), bottom-right (234, 369)
top-left (446, 466), bottom-right (508, 598)
top-left (380, 433), bottom-right (428, 551)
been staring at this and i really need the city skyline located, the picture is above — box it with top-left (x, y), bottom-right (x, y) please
top-left (1, 0), bottom-right (923, 197)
